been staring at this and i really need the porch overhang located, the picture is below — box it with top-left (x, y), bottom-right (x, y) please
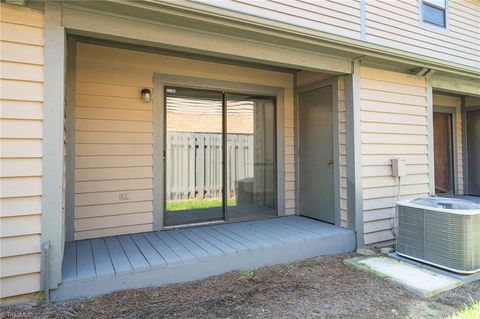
top-left (52, 0), bottom-right (480, 80)
top-left (59, 4), bottom-right (352, 75)
top-left (430, 74), bottom-right (480, 98)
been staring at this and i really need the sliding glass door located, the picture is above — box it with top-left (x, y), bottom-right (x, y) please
top-left (164, 87), bottom-right (224, 226)
top-left (226, 94), bottom-right (276, 221)
top-left (164, 87), bottom-right (276, 226)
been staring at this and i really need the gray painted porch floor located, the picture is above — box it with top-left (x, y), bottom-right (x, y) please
top-left (54, 216), bottom-right (355, 300)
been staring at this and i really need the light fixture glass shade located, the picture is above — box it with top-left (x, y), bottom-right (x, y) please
top-left (141, 89), bottom-right (151, 102)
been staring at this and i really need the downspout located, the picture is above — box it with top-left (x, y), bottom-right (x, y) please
top-left (42, 241), bottom-right (51, 301)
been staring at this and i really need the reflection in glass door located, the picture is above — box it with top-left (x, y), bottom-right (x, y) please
top-left (164, 87), bottom-right (276, 226)
top-left (226, 94), bottom-right (276, 221)
top-left (164, 87), bottom-right (224, 226)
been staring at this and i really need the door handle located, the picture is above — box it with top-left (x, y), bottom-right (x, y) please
top-left (327, 160), bottom-right (334, 165)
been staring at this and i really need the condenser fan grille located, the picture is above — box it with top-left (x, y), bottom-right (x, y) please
top-left (396, 200), bottom-right (480, 274)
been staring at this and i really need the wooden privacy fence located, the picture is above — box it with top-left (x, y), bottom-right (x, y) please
top-left (166, 132), bottom-right (254, 200)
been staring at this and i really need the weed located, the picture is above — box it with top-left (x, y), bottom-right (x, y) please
top-left (246, 269), bottom-right (258, 280)
top-left (261, 307), bottom-right (270, 315)
top-left (448, 296), bottom-right (480, 319)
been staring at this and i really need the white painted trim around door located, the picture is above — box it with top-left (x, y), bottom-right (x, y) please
top-left (295, 77), bottom-right (341, 227)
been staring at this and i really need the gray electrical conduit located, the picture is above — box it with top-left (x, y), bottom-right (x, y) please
top-left (42, 241), bottom-right (51, 301)
top-left (391, 176), bottom-right (401, 238)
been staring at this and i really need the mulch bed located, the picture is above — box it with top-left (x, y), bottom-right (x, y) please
top-left (2, 253), bottom-right (479, 318)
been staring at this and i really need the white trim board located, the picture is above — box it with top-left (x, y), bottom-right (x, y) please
top-left (345, 60), bottom-right (364, 248)
top-left (42, 2), bottom-right (66, 291)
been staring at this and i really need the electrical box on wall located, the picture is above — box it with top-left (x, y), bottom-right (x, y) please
top-left (392, 158), bottom-right (406, 177)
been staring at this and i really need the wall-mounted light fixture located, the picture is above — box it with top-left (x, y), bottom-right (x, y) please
top-left (141, 89), bottom-right (151, 102)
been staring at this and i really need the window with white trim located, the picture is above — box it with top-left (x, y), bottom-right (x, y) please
top-left (422, 0), bottom-right (447, 28)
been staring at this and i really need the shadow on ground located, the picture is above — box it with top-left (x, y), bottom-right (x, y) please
top-left (2, 253), bottom-right (479, 319)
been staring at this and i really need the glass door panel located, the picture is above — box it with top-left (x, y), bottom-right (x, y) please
top-left (164, 87), bottom-right (224, 226)
top-left (226, 94), bottom-right (276, 221)
top-left (433, 112), bottom-right (454, 194)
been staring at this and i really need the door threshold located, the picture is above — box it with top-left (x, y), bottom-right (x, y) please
top-left (162, 214), bottom-right (281, 230)
top-left (163, 219), bottom-right (226, 230)
top-left (299, 214), bottom-right (335, 226)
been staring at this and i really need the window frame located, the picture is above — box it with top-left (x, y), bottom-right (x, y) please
top-left (153, 73), bottom-right (287, 230)
top-left (419, 0), bottom-right (449, 32)
top-left (163, 86), bottom-right (279, 226)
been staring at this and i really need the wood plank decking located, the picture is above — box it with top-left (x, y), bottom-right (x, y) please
top-left (52, 216), bottom-right (355, 300)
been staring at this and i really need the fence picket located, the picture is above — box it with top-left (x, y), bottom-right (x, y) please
top-left (166, 132), bottom-right (253, 201)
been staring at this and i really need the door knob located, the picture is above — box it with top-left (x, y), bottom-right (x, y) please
top-left (327, 160), bottom-right (334, 165)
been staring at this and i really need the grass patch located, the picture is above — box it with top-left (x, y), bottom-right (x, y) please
top-left (167, 198), bottom-right (236, 211)
top-left (299, 260), bottom-right (319, 270)
top-left (448, 298), bottom-right (480, 319)
top-left (245, 269), bottom-right (258, 281)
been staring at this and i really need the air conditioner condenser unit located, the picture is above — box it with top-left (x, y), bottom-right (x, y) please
top-left (396, 197), bottom-right (480, 274)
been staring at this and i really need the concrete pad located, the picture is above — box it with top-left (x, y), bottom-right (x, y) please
top-left (344, 256), bottom-right (463, 298)
top-left (388, 252), bottom-right (480, 285)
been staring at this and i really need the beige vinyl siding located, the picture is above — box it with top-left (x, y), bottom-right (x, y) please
top-left (74, 43), bottom-right (154, 240)
top-left (433, 93), bottom-right (463, 194)
top-left (74, 43), bottom-right (295, 239)
top-left (338, 77), bottom-right (348, 228)
top-left (191, 1), bottom-right (479, 70)
top-left (193, 0), bottom-right (362, 39)
top-left (365, 0), bottom-right (480, 69)
top-left (0, 4), bottom-right (43, 299)
top-left (284, 87), bottom-right (296, 214)
top-left (360, 66), bottom-right (430, 245)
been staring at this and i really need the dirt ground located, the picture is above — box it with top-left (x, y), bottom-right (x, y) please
top-left (2, 254), bottom-right (479, 319)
